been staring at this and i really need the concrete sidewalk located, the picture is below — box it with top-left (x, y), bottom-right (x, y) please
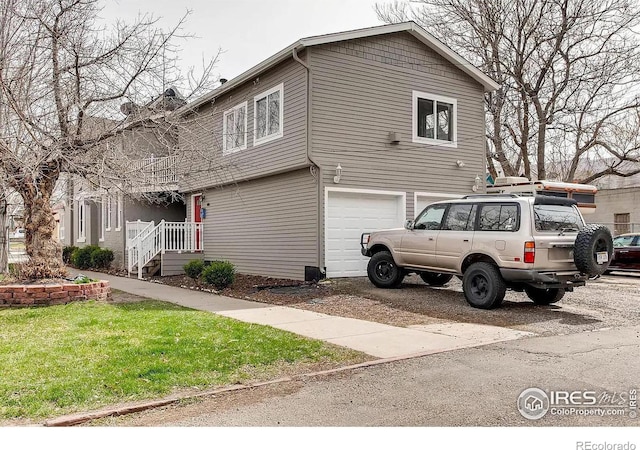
top-left (77, 270), bottom-right (533, 358)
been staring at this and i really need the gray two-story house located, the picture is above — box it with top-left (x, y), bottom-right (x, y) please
top-left (59, 90), bottom-right (189, 272)
top-left (133, 21), bottom-right (498, 281)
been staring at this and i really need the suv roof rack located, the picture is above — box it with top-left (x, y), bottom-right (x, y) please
top-left (462, 193), bottom-right (521, 199)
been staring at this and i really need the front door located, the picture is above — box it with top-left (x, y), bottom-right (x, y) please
top-left (193, 194), bottom-right (202, 251)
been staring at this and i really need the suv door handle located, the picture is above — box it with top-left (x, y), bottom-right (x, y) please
top-left (463, 239), bottom-right (469, 242)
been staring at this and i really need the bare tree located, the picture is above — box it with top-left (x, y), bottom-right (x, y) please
top-left (0, 0), bottom-right (218, 278)
top-left (376, 0), bottom-right (640, 182)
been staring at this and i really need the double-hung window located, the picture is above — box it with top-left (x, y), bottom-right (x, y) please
top-left (254, 83), bottom-right (283, 146)
top-left (223, 101), bottom-right (248, 154)
top-left (412, 91), bottom-right (457, 147)
top-left (105, 195), bottom-right (112, 231)
top-left (77, 200), bottom-right (86, 243)
top-left (100, 197), bottom-right (105, 242)
top-left (115, 193), bottom-right (122, 231)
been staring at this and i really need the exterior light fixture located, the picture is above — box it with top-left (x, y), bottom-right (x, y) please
top-left (456, 160), bottom-right (465, 168)
top-left (333, 164), bottom-right (342, 184)
top-left (472, 174), bottom-right (483, 192)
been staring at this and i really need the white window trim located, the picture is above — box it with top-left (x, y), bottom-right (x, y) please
top-left (412, 90), bottom-right (457, 148)
top-left (77, 200), bottom-right (86, 243)
top-left (105, 195), bottom-right (112, 231)
top-left (253, 83), bottom-right (284, 147)
top-left (223, 101), bottom-right (248, 155)
top-left (115, 194), bottom-right (122, 231)
top-left (99, 197), bottom-right (105, 242)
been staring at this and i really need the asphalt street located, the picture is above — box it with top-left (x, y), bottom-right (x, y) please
top-left (103, 273), bottom-right (640, 427)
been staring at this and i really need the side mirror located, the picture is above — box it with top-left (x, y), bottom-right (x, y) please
top-left (405, 220), bottom-right (415, 230)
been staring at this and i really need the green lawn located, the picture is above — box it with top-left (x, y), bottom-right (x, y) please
top-left (0, 299), bottom-right (361, 420)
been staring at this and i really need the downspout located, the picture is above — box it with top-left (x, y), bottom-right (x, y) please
top-left (292, 47), bottom-right (324, 277)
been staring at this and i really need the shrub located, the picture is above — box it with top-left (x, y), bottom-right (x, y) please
top-left (183, 259), bottom-right (206, 279)
top-left (62, 246), bottom-right (78, 264)
top-left (71, 245), bottom-right (99, 270)
top-left (73, 275), bottom-right (97, 284)
top-left (90, 248), bottom-right (114, 269)
top-left (200, 260), bottom-right (235, 290)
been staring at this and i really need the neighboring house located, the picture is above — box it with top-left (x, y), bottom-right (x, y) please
top-left (590, 187), bottom-right (640, 236)
top-left (60, 89), bottom-right (193, 274)
top-left (167, 21), bottom-right (498, 281)
top-left (584, 160), bottom-right (640, 235)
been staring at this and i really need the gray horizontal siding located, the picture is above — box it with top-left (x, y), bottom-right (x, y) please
top-left (308, 32), bottom-right (488, 268)
top-left (309, 32), bottom-right (486, 195)
top-left (194, 168), bottom-right (318, 280)
top-left (161, 252), bottom-right (203, 276)
top-left (178, 55), bottom-right (309, 192)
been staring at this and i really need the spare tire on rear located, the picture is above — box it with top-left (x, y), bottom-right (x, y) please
top-left (573, 224), bottom-right (613, 276)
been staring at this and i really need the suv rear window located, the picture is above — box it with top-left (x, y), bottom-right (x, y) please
top-left (478, 204), bottom-right (519, 231)
top-left (534, 204), bottom-right (583, 231)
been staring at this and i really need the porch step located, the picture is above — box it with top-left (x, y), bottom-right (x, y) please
top-left (141, 255), bottom-right (161, 277)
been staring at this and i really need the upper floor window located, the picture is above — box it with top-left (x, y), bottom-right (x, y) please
top-left (412, 91), bottom-right (457, 147)
top-left (223, 101), bottom-right (248, 154)
top-left (254, 83), bottom-right (284, 146)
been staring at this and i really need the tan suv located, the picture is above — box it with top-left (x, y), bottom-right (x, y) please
top-left (360, 194), bottom-right (613, 309)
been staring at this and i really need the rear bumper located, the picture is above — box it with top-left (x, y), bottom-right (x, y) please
top-left (500, 268), bottom-right (587, 288)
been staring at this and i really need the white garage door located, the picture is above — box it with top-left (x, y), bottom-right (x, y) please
top-left (414, 192), bottom-right (464, 218)
top-left (326, 189), bottom-right (405, 278)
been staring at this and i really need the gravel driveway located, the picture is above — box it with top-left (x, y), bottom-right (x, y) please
top-left (287, 273), bottom-right (640, 337)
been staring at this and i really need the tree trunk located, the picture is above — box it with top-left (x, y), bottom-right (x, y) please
top-left (0, 195), bottom-right (8, 274)
top-left (21, 191), bottom-right (66, 279)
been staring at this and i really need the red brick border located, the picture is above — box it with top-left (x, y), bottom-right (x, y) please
top-left (0, 281), bottom-right (111, 307)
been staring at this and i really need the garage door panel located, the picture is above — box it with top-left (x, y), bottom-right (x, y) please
top-left (326, 191), bottom-right (405, 278)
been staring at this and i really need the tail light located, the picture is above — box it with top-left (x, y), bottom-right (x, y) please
top-left (524, 241), bottom-right (535, 264)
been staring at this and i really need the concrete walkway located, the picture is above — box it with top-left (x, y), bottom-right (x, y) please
top-left (76, 270), bottom-right (533, 358)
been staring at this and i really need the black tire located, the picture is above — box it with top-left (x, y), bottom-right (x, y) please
top-left (367, 251), bottom-right (404, 288)
top-left (574, 224), bottom-right (613, 276)
top-left (524, 286), bottom-right (565, 305)
top-left (419, 272), bottom-right (454, 286)
top-left (462, 262), bottom-right (506, 309)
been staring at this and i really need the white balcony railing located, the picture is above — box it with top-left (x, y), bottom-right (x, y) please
top-left (129, 155), bottom-right (178, 187)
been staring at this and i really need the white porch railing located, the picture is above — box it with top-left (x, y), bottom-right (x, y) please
top-left (129, 155), bottom-right (178, 186)
top-left (127, 220), bottom-right (203, 279)
top-left (126, 220), bottom-right (153, 249)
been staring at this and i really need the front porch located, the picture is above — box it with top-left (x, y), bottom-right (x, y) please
top-left (126, 220), bottom-right (203, 279)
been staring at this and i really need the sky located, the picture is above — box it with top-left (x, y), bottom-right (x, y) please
top-left (99, 0), bottom-right (384, 84)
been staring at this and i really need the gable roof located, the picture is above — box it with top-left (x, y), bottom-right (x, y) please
top-left (183, 22), bottom-right (500, 114)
